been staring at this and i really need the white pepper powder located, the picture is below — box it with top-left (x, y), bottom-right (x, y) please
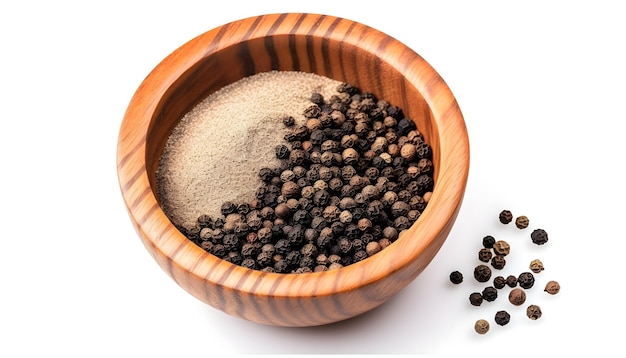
top-left (156, 71), bottom-right (342, 229)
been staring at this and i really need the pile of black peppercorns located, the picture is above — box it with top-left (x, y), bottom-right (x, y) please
top-left (449, 210), bottom-right (560, 335)
top-left (180, 82), bottom-right (435, 273)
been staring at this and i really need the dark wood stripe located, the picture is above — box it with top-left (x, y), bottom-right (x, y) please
top-left (265, 13), bottom-right (288, 70)
top-left (304, 14), bottom-right (326, 74)
top-left (237, 16), bottom-right (264, 76)
top-left (117, 132), bottom-right (145, 169)
top-left (266, 275), bottom-right (295, 326)
top-left (121, 164), bottom-right (145, 193)
top-left (330, 270), bottom-right (351, 319)
top-left (129, 185), bottom-right (152, 214)
top-left (320, 16), bottom-right (342, 79)
top-left (137, 201), bottom-right (159, 227)
top-left (210, 263), bottom-right (237, 312)
top-left (287, 14), bottom-right (307, 71)
top-left (244, 273), bottom-right (270, 323)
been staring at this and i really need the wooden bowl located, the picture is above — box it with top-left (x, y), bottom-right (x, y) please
top-left (117, 13), bottom-right (469, 327)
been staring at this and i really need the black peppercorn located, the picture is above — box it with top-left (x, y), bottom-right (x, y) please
top-left (482, 235), bottom-right (496, 249)
top-left (490, 255), bottom-right (506, 270)
top-left (505, 275), bottom-right (518, 288)
top-left (449, 271), bottom-right (464, 284)
top-left (482, 286), bottom-right (498, 302)
top-left (531, 228), bottom-right (549, 245)
top-left (494, 310), bottom-right (511, 326)
top-left (474, 264), bottom-right (492, 283)
top-left (493, 275), bottom-right (506, 289)
top-left (469, 292), bottom-right (483, 306)
top-left (518, 272), bottom-right (535, 289)
top-left (499, 210), bottom-right (513, 224)
top-left (478, 248), bottom-right (493, 263)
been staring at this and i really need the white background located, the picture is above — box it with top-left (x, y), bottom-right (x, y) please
top-left (2, 1), bottom-right (625, 356)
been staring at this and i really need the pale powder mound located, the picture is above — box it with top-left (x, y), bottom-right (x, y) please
top-left (156, 71), bottom-right (342, 229)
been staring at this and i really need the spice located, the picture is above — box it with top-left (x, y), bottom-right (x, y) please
top-left (515, 215), bottom-right (529, 229)
top-left (493, 240), bottom-right (510, 256)
top-left (526, 304), bottom-right (542, 320)
top-left (530, 228), bottom-right (549, 245)
top-left (482, 235), bottom-right (496, 249)
top-left (494, 310), bottom-right (511, 326)
top-left (518, 272), bottom-right (535, 289)
top-left (482, 286), bottom-right (498, 302)
top-left (499, 210), bottom-right (513, 224)
top-left (469, 292), bottom-right (484, 306)
top-left (529, 259), bottom-right (544, 273)
top-left (490, 255), bottom-right (506, 270)
top-left (508, 288), bottom-right (526, 306)
top-left (474, 264), bottom-right (492, 283)
top-left (493, 276), bottom-right (506, 289)
top-left (505, 275), bottom-right (518, 288)
top-left (474, 319), bottom-right (490, 335)
top-left (544, 280), bottom-right (561, 295)
top-left (449, 271), bottom-right (464, 284)
top-left (478, 248), bottom-right (493, 263)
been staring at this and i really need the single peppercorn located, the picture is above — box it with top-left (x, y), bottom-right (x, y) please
top-left (482, 286), bottom-right (498, 302)
top-left (509, 288), bottom-right (527, 306)
top-left (449, 271), bottom-right (464, 284)
top-left (493, 240), bottom-right (510, 256)
top-left (544, 280), bottom-right (561, 295)
top-left (478, 248), bottom-right (493, 263)
top-left (469, 292), bottom-right (483, 306)
top-left (499, 209), bottom-right (513, 224)
top-left (493, 276), bottom-right (506, 289)
top-left (474, 264), bottom-right (492, 283)
top-left (531, 228), bottom-right (549, 245)
top-left (482, 235), bottom-right (496, 249)
top-left (490, 255), bottom-right (506, 270)
top-left (518, 272), bottom-right (535, 289)
top-left (529, 259), bottom-right (544, 273)
top-left (526, 304), bottom-right (542, 320)
top-left (494, 310), bottom-right (511, 326)
top-left (505, 275), bottom-right (518, 288)
top-left (474, 319), bottom-right (490, 335)
top-left (515, 215), bottom-right (529, 229)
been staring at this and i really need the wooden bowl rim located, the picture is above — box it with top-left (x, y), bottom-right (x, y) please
top-left (117, 13), bottom-right (469, 299)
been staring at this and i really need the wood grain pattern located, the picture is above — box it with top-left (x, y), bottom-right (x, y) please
top-left (117, 13), bottom-right (470, 327)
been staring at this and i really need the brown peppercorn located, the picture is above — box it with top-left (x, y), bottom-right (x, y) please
top-left (399, 143), bottom-right (416, 161)
top-left (526, 304), bottom-right (542, 320)
top-left (490, 255), bottom-right (506, 270)
top-left (529, 259), bottom-right (544, 273)
top-left (274, 203), bottom-right (291, 219)
top-left (357, 218), bottom-right (372, 231)
top-left (365, 241), bottom-right (382, 256)
top-left (494, 310), bottom-right (511, 326)
top-left (474, 264), bottom-right (492, 283)
top-left (493, 240), bottom-right (510, 256)
top-left (474, 319), bottom-right (490, 335)
top-left (531, 228), bottom-right (549, 245)
top-left (508, 288), bottom-right (527, 306)
top-left (499, 210), bottom-right (513, 224)
top-left (515, 215), bottom-right (529, 229)
top-left (544, 280), bottom-right (561, 295)
top-left (478, 248), bottom-right (493, 263)
top-left (469, 292), bottom-right (483, 306)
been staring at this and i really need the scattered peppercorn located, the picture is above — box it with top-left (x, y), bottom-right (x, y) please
top-left (474, 319), bottom-right (490, 335)
top-left (449, 271), bottom-right (464, 284)
top-left (493, 240), bottom-right (510, 256)
top-left (515, 215), bottom-right (529, 229)
top-left (508, 288), bottom-right (526, 306)
top-left (469, 292), bottom-right (484, 306)
top-left (474, 264), bottom-right (492, 283)
top-left (482, 286), bottom-right (498, 302)
top-left (526, 304), bottom-right (542, 320)
top-left (478, 248), bottom-right (493, 263)
top-left (499, 210), bottom-right (513, 224)
top-left (505, 275), bottom-right (518, 288)
top-left (493, 276), bottom-right (506, 289)
top-left (482, 235), bottom-right (496, 249)
top-left (544, 280), bottom-right (560, 295)
top-left (490, 255), bottom-right (506, 270)
top-left (529, 259), bottom-right (544, 273)
top-left (494, 310), bottom-right (511, 326)
top-left (518, 272), bottom-right (535, 289)
top-left (530, 228), bottom-right (549, 245)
